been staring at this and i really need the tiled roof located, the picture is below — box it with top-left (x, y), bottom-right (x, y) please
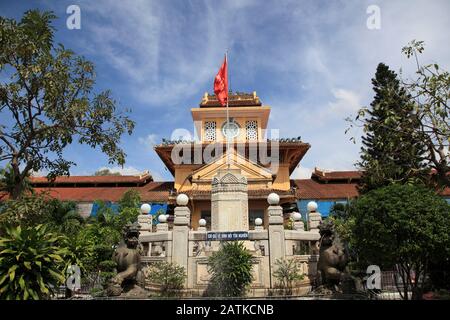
top-left (2, 173), bottom-right (448, 203)
top-left (311, 168), bottom-right (362, 182)
top-left (26, 181), bottom-right (173, 202)
top-left (200, 92), bottom-right (262, 107)
top-left (156, 137), bottom-right (304, 147)
top-left (293, 179), bottom-right (359, 199)
top-left (30, 172), bottom-right (153, 186)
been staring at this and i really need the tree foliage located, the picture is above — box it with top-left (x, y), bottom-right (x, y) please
top-left (0, 224), bottom-right (67, 300)
top-left (0, 193), bottom-right (53, 230)
top-left (343, 184), bottom-right (450, 300)
top-left (207, 241), bottom-right (254, 297)
top-left (44, 199), bottom-right (84, 237)
top-left (0, 10), bottom-right (135, 199)
top-left (0, 165), bottom-right (33, 198)
top-left (401, 40), bottom-right (449, 187)
top-left (351, 62), bottom-right (428, 193)
top-left (347, 41), bottom-right (449, 189)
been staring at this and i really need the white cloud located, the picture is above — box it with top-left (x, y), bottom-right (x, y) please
top-left (66, 0), bottom-right (450, 176)
top-left (81, 1), bottom-right (228, 106)
top-left (291, 166), bottom-right (313, 179)
top-left (328, 88), bottom-right (361, 114)
top-left (96, 166), bottom-right (143, 176)
top-left (138, 134), bottom-right (159, 150)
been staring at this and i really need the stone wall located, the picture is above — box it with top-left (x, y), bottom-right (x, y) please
top-left (139, 197), bottom-right (321, 297)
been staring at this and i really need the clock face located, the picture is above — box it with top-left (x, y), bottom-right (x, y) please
top-left (222, 121), bottom-right (240, 139)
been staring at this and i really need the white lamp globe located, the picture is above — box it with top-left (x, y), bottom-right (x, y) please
top-left (158, 214), bottom-right (167, 223)
top-left (176, 193), bottom-right (189, 206)
top-left (267, 193), bottom-right (280, 205)
top-left (255, 218), bottom-right (263, 226)
top-left (292, 212), bottom-right (302, 221)
top-left (307, 201), bottom-right (318, 213)
top-left (199, 218), bottom-right (207, 227)
top-left (140, 203), bottom-right (151, 214)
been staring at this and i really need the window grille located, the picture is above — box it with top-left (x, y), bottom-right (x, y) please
top-left (246, 120), bottom-right (258, 141)
top-left (204, 121), bottom-right (216, 141)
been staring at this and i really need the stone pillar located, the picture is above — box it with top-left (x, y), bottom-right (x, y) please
top-left (156, 214), bottom-right (169, 232)
top-left (267, 193), bottom-right (285, 288)
top-left (137, 214), bottom-right (152, 235)
top-left (307, 201), bottom-right (322, 232)
top-left (293, 220), bottom-right (305, 231)
top-left (172, 194), bottom-right (190, 282)
top-left (292, 212), bottom-right (304, 231)
top-left (211, 169), bottom-right (249, 231)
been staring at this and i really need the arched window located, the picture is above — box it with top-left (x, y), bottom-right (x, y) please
top-left (204, 121), bottom-right (216, 141)
top-left (246, 120), bottom-right (258, 141)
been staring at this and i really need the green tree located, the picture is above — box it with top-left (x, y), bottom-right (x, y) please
top-left (0, 224), bottom-right (67, 300)
top-left (0, 193), bottom-right (52, 230)
top-left (344, 184), bottom-right (450, 300)
top-left (207, 241), bottom-right (254, 297)
top-left (44, 199), bottom-right (84, 237)
top-left (329, 202), bottom-right (351, 221)
top-left (75, 220), bottom-right (120, 288)
top-left (117, 189), bottom-right (141, 228)
top-left (352, 63), bottom-right (428, 193)
top-left (401, 40), bottom-right (449, 187)
top-left (0, 165), bottom-right (33, 198)
top-left (0, 10), bottom-right (135, 199)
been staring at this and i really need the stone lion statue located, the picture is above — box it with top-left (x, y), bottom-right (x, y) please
top-left (106, 222), bottom-right (146, 297)
top-left (316, 219), bottom-right (349, 291)
top-left (314, 219), bottom-right (367, 297)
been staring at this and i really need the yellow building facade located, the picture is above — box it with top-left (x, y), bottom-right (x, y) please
top-left (154, 92), bottom-right (310, 230)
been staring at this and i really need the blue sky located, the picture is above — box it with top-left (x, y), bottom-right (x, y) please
top-left (1, 0), bottom-right (449, 181)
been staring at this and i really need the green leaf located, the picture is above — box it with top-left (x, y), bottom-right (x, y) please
top-left (9, 269), bottom-right (15, 282)
top-left (19, 276), bottom-right (25, 290)
top-left (23, 289), bottom-right (29, 300)
top-left (0, 249), bottom-right (15, 255)
top-left (28, 288), bottom-right (39, 300)
top-left (0, 274), bottom-right (8, 286)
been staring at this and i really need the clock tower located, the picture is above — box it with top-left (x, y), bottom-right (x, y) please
top-left (191, 91), bottom-right (270, 144)
top-left (154, 91), bottom-right (310, 230)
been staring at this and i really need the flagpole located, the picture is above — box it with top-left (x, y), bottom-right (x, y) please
top-left (225, 51), bottom-right (231, 170)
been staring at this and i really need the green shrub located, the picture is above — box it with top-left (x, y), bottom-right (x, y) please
top-left (0, 225), bottom-right (67, 300)
top-left (207, 241), bottom-right (254, 297)
top-left (144, 261), bottom-right (186, 297)
top-left (273, 258), bottom-right (304, 295)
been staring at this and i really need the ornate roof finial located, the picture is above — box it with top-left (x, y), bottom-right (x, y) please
top-left (202, 92), bottom-right (209, 104)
